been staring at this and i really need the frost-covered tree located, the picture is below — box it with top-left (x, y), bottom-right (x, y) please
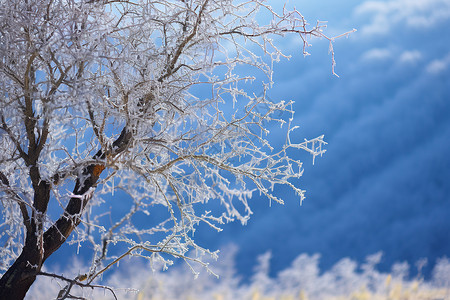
top-left (0, 0), bottom-right (353, 298)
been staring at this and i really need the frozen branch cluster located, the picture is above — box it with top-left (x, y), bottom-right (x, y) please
top-left (0, 0), bottom-right (351, 297)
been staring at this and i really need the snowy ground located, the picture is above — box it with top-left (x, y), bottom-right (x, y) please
top-left (28, 248), bottom-right (450, 300)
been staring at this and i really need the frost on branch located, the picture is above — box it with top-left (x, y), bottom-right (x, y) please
top-left (0, 0), bottom-right (350, 296)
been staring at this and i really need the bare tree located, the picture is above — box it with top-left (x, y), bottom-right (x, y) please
top-left (0, 0), bottom-right (354, 299)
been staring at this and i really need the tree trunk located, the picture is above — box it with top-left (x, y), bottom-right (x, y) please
top-left (0, 172), bottom-right (101, 299)
top-left (0, 171), bottom-right (100, 299)
top-left (0, 177), bottom-right (50, 299)
top-left (0, 127), bottom-right (131, 299)
top-left (0, 239), bottom-right (43, 299)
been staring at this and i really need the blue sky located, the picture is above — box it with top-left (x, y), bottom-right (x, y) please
top-left (193, 0), bottom-right (450, 278)
top-left (46, 0), bottom-right (450, 281)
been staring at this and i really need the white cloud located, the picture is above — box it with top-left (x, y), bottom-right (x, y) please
top-left (355, 0), bottom-right (450, 36)
top-left (426, 52), bottom-right (450, 74)
top-left (361, 49), bottom-right (424, 65)
top-left (399, 50), bottom-right (422, 63)
top-left (361, 48), bottom-right (392, 61)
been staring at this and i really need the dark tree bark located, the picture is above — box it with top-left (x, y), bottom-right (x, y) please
top-left (0, 127), bottom-right (132, 300)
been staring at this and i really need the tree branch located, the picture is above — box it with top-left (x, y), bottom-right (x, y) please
top-left (0, 115), bottom-right (28, 163)
top-left (23, 52), bottom-right (38, 156)
top-left (158, 0), bottom-right (210, 82)
top-left (43, 126), bottom-right (132, 261)
top-left (37, 271), bottom-right (118, 300)
top-left (0, 171), bottom-right (32, 232)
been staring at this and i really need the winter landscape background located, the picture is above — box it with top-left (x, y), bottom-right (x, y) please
top-left (34, 0), bottom-right (450, 298)
top-left (208, 0), bottom-right (450, 278)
